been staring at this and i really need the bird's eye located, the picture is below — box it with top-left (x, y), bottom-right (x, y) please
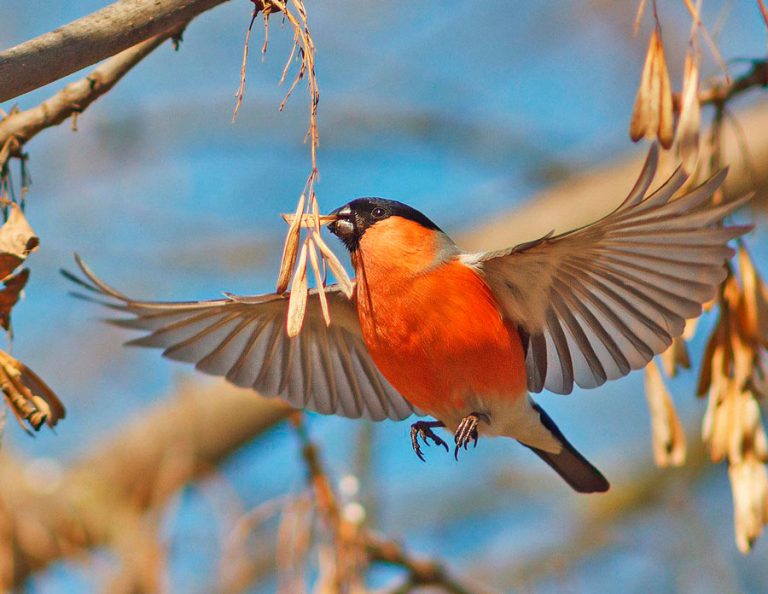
top-left (371, 207), bottom-right (387, 219)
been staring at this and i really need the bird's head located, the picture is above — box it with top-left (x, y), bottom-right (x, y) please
top-left (327, 198), bottom-right (441, 252)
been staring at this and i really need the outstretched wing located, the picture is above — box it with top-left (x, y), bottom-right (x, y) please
top-left (465, 146), bottom-right (752, 394)
top-left (64, 256), bottom-right (417, 421)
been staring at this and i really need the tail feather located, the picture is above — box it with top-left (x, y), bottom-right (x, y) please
top-left (522, 403), bottom-right (609, 494)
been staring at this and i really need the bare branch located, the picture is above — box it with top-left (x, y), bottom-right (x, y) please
top-left (0, 0), bottom-right (232, 103)
top-left (0, 32), bottom-right (176, 158)
top-left (366, 533), bottom-right (489, 594)
top-left (673, 60), bottom-right (768, 109)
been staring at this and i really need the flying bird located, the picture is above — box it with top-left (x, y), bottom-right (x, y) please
top-left (65, 146), bottom-right (751, 494)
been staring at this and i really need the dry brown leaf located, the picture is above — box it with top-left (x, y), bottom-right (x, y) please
top-left (0, 203), bottom-right (39, 279)
top-left (277, 193), bottom-right (306, 294)
top-left (0, 268), bottom-right (29, 331)
top-left (630, 27), bottom-right (675, 149)
top-left (0, 349), bottom-right (65, 433)
top-left (286, 242), bottom-right (309, 337)
top-left (678, 42), bottom-right (701, 173)
top-left (644, 360), bottom-right (687, 466)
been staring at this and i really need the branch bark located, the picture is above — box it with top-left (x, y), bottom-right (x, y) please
top-left (0, 32), bottom-right (176, 159)
top-left (0, 0), bottom-right (232, 103)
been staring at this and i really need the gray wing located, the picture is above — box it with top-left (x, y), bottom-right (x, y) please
top-left (464, 145), bottom-right (751, 394)
top-left (66, 256), bottom-right (417, 421)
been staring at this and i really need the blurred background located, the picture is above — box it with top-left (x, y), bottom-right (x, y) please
top-left (1, 1), bottom-right (768, 592)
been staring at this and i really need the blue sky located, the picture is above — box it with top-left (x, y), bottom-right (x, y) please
top-left (2, 2), bottom-right (768, 592)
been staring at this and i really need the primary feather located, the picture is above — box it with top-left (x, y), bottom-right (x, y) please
top-left (65, 256), bottom-right (416, 421)
top-left (464, 146), bottom-right (751, 394)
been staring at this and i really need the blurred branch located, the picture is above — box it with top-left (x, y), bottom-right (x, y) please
top-left (461, 100), bottom-right (768, 252)
top-left (366, 533), bottom-right (485, 594)
top-left (0, 32), bottom-right (178, 161)
top-left (0, 381), bottom-right (291, 589)
top-left (673, 60), bottom-right (768, 108)
top-left (0, 0), bottom-right (233, 103)
top-left (292, 416), bottom-right (489, 594)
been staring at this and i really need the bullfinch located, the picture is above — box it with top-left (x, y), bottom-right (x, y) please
top-left (65, 146), bottom-right (751, 493)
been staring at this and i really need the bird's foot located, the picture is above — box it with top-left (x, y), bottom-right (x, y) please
top-left (410, 420), bottom-right (448, 462)
top-left (454, 412), bottom-right (490, 460)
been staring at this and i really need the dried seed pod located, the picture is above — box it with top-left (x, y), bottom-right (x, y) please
top-left (661, 336), bottom-right (691, 377)
top-left (630, 28), bottom-right (675, 149)
top-left (307, 237), bottom-right (331, 326)
top-left (286, 242), bottom-right (309, 337)
top-left (281, 213), bottom-right (338, 227)
top-left (644, 360), bottom-right (687, 466)
top-left (729, 457), bottom-right (768, 553)
top-left (313, 232), bottom-right (354, 299)
top-left (0, 349), bottom-right (65, 434)
top-left (678, 43), bottom-right (701, 173)
top-left (738, 246), bottom-right (768, 349)
top-left (276, 193), bottom-right (306, 294)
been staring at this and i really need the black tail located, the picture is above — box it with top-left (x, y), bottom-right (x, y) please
top-left (522, 403), bottom-right (609, 494)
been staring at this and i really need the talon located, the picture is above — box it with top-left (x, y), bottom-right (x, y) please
top-left (409, 420), bottom-right (447, 461)
top-left (453, 412), bottom-right (489, 461)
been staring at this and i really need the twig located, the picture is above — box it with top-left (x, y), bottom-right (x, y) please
top-left (366, 533), bottom-right (490, 594)
top-left (673, 60), bottom-right (768, 110)
top-left (232, 1), bottom-right (276, 122)
top-left (758, 0), bottom-right (768, 32)
top-left (0, 0), bottom-right (231, 102)
top-left (0, 32), bottom-right (181, 158)
top-left (682, 0), bottom-right (730, 83)
top-left (292, 415), bottom-right (487, 594)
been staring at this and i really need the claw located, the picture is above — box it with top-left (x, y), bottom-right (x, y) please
top-left (410, 420), bottom-right (447, 461)
top-left (453, 412), bottom-right (490, 461)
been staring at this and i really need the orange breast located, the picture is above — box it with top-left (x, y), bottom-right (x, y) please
top-left (353, 221), bottom-right (527, 420)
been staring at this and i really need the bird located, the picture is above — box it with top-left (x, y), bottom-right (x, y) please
top-left (64, 145), bottom-right (751, 494)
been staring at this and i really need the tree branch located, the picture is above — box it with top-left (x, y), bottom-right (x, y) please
top-left (461, 101), bottom-right (768, 253)
top-left (0, 0), bottom-right (232, 103)
top-left (0, 32), bottom-right (177, 160)
top-left (366, 533), bottom-right (486, 594)
top-left (292, 416), bottom-right (489, 594)
top-left (674, 60), bottom-right (768, 109)
top-left (1, 381), bottom-right (291, 588)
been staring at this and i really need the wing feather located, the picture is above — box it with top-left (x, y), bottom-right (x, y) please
top-left (469, 148), bottom-right (750, 393)
top-left (65, 257), bottom-right (416, 421)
